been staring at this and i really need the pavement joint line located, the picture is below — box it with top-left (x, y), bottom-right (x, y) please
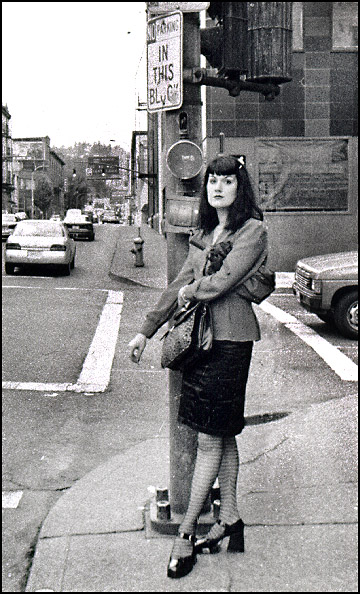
top-left (259, 301), bottom-right (358, 382)
top-left (1, 382), bottom-right (107, 393)
top-left (240, 436), bottom-right (289, 466)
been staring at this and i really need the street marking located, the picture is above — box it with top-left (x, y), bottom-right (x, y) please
top-left (2, 284), bottom-right (109, 292)
top-left (275, 272), bottom-right (294, 289)
top-left (75, 290), bottom-right (123, 390)
top-left (2, 290), bottom-right (124, 393)
top-left (2, 382), bottom-right (73, 392)
top-left (2, 491), bottom-right (23, 509)
top-left (259, 301), bottom-right (358, 382)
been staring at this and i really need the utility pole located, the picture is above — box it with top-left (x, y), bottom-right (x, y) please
top-left (146, 5), bottom-right (207, 527)
top-left (166, 13), bottom-right (203, 516)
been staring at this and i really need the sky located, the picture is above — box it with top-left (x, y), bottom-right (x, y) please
top-left (2, 2), bottom-right (148, 151)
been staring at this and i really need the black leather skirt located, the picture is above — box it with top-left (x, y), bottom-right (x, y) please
top-left (178, 340), bottom-right (253, 437)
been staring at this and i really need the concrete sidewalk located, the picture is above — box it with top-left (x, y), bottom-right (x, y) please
top-left (25, 225), bottom-right (358, 592)
top-left (108, 224), bottom-right (168, 289)
top-left (25, 395), bottom-right (358, 592)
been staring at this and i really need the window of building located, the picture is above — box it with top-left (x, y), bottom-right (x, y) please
top-left (257, 138), bottom-right (349, 212)
top-left (332, 2), bottom-right (358, 50)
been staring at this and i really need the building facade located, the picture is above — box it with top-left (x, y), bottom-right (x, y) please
top-left (2, 104), bottom-right (14, 212)
top-left (148, 1), bottom-right (358, 271)
top-left (130, 131), bottom-right (149, 224)
top-left (205, 1), bottom-right (358, 270)
top-left (12, 137), bottom-right (65, 217)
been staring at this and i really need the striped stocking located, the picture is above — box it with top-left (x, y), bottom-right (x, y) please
top-left (171, 432), bottom-right (223, 559)
top-left (204, 436), bottom-right (241, 542)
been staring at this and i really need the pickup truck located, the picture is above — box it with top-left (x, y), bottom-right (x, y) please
top-left (293, 251), bottom-right (358, 339)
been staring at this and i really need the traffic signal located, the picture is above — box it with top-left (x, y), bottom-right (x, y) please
top-left (201, 2), bottom-right (248, 78)
top-left (201, 2), bottom-right (292, 84)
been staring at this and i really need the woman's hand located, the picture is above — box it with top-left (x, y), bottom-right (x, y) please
top-left (128, 333), bottom-right (147, 363)
top-left (178, 286), bottom-right (191, 308)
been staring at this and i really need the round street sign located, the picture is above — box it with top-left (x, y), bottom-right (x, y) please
top-left (166, 140), bottom-right (203, 179)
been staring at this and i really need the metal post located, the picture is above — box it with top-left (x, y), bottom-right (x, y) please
top-left (31, 171), bottom-right (34, 219)
top-left (165, 12), bottom-right (203, 516)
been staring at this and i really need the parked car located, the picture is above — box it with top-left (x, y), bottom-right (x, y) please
top-left (102, 210), bottom-right (120, 224)
top-left (15, 211), bottom-right (28, 221)
top-left (93, 208), bottom-right (105, 223)
top-left (293, 250), bottom-right (358, 339)
top-left (65, 208), bottom-right (82, 218)
top-left (5, 220), bottom-right (76, 276)
top-left (2, 213), bottom-right (18, 240)
top-left (63, 214), bottom-right (95, 241)
top-left (50, 214), bottom-right (62, 221)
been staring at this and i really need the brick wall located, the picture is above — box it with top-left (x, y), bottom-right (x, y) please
top-left (206, 2), bottom-right (358, 140)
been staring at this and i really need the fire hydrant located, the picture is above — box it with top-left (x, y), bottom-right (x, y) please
top-left (131, 228), bottom-right (144, 267)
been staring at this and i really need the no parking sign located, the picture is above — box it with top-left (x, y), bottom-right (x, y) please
top-left (147, 11), bottom-right (183, 112)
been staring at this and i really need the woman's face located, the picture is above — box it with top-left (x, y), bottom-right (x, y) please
top-left (207, 173), bottom-right (238, 210)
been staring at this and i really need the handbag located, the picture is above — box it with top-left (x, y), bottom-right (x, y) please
top-left (237, 254), bottom-right (276, 304)
top-left (160, 300), bottom-right (213, 371)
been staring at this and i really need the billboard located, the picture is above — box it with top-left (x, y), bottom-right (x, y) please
top-left (87, 156), bottom-right (119, 176)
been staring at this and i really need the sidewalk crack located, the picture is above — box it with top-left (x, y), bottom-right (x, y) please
top-left (240, 436), bottom-right (289, 466)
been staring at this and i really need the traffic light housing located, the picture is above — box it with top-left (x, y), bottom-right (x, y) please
top-left (201, 2), bottom-right (248, 78)
top-left (201, 2), bottom-right (292, 84)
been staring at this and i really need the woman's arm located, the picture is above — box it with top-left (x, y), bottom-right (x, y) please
top-left (139, 249), bottom-right (195, 338)
top-left (181, 219), bottom-right (267, 303)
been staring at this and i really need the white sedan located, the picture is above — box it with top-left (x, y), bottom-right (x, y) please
top-left (5, 220), bottom-right (76, 276)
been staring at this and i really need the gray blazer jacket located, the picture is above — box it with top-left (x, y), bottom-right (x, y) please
top-left (140, 217), bottom-right (268, 342)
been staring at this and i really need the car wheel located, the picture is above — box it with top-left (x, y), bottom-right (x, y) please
top-left (89, 234), bottom-right (95, 241)
top-left (333, 290), bottom-right (358, 339)
top-left (70, 254), bottom-right (75, 269)
top-left (5, 263), bottom-right (15, 275)
top-left (316, 312), bottom-right (334, 324)
top-left (61, 262), bottom-right (71, 276)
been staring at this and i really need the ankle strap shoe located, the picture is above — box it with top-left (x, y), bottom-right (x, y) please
top-left (194, 518), bottom-right (245, 554)
top-left (167, 532), bottom-right (197, 579)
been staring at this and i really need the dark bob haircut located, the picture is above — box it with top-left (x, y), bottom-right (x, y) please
top-left (197, 155), bottom-right (263, 234)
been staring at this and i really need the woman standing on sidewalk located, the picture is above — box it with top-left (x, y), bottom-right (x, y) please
top-left (129, 155), bottom-right (268, 579)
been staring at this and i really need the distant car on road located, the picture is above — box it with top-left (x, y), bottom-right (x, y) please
top-left (50, 214), bottom-right (62, 221)
top-left (63, 214), bottom-right (95, 241)
top-left (293, 250), bottom-right (358, 339)
top-left (2, 214), bottom-right (18, 240)
top-left (65, 209), bottom-right (82, 218)
top-left (5, 219), bottom-right (76, 276)
top-left (15, 211), bottom-right (28, 221)
top-left (102, 210), bottom-right (120, 224)
top-left (92, 209), bottom-right (104, 223)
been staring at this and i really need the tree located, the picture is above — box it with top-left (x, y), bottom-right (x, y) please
top-left (34, 174), bottom-right (53, 218)
top-left (64, 172), bottom-right (88, 211)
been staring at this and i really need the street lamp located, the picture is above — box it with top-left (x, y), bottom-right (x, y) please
top-left (72, 169), bottom-right (79, 209)
top-left (31, 164), bottom-right (45, 219)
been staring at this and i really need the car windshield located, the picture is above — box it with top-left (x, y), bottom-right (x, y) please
top-left (13, 221), bottom-right (65, 237)
top-left (64, 216), bottom-right (89, 223)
